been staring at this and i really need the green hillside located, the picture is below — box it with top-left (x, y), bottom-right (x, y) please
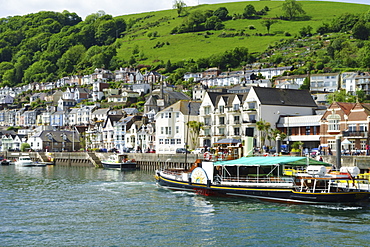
top-left (116, 1), bottom-right (369, 65)
top-left (0, 1), bottom-right (370, 87)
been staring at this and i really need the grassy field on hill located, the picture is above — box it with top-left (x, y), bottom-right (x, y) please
top-left (116, 1), bottom-right (369, 66)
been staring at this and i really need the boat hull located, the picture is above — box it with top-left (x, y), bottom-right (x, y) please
top-left (102, 161), bottom-right (138, 171)
top-left (156, 173), bottom-right (370, 205)
top-left (1, 160), bottom-right (11, 166)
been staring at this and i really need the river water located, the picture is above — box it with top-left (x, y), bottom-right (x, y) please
top-left (1, 165), bottom-right (370, 247)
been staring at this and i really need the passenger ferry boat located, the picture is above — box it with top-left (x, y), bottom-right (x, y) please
top-left (155, 156), bottom-right (370, 205)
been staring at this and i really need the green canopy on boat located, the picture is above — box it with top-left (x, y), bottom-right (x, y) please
top-left (214, 156), bottom-right (331, 167)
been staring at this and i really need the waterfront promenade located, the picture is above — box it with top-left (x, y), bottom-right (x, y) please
top-left (2, 151), bottom-right (370, 171)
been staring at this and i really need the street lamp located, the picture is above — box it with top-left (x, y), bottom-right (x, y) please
top-left (60, 133), bottom-right (67, 152)
top-left (72, 126), bottom-right (76, 152)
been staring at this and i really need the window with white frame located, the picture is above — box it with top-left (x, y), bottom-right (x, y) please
top-left (359, 124), bottom-right (367, 132)
top-left (165, 139), bottom-right (169, 144)
top-left (219, 117), bottom-right (225, 125)
top-left (327, 113), bottom-right (340, 131)
top-left (234, 116), bottom-right (240, 124)
top-left (328, 140), bottom-right (336, 151)
top-left (176, 126), bottom-right (179, 134)
top-left (204, 107), bottom-right (210, 115)
top-left (219, 105), bottom-right (224, 113)
top-left (204, 117), bottom-right (211, 125)
top-left (348, 124), bottom-right (356, 132)
top-left (204, 129), bottom-right (210, 136)
top-left (248, 102), bottom-right (255, 109)
top-left (361, 139), bottom-right (366, 150)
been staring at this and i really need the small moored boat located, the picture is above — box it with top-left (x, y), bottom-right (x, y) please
top-left (0, 158), bottom-right (11, 166)
top-left (155, 156), bottom-right (370, 205)
top-left (101, 154), bottom-right (138, 171)
top-left (15, 155), bottom-right (35, 167)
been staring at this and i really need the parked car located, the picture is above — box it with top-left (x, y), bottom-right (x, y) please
top-left (122, 148), bottom-right (134, 153)
top-left (191, 148), bottom-right (205, 154)
top-left (176, 148), bottom-right (190, 154)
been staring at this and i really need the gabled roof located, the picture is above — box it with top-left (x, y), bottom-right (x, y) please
top-left (335, 102), bottom-right (356, 115)
top-left (104, 115), bottom-right (124, 128)
top-left (253, 87), bottom-right (317, 107)
top-left (92, 108), bottom-right (110, 115)
top-left (207, 92), bottom-right (232, 106)
top-left (162, 100), bottom-right (201, 116)
top-left (123, 108), bottom-right (139, 115)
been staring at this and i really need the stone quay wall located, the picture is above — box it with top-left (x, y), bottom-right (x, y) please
top-left (2, 152), bottom-right (370, 172)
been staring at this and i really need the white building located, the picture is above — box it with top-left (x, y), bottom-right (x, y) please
top-left (155, 100), bottom-right (201, 154)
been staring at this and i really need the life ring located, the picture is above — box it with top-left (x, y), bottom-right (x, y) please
top-left (203, 152), bottom-right (212, 161)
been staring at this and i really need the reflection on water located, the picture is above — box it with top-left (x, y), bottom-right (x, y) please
top-left (1, 165), bottom-right (370, 246)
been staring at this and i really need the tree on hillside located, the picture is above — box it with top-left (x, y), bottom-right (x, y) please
top-left (299, 77), bottom-right (310, 90)
top-left (352, 21), bottom-right (370, 40)
top-left (299, 25), bottom-right (313, 37)
top-left (282, 0), bottom-right (305, 20)
top-left (213, 7), bottom-right (229, 21)
top-left (261, 18), bottom-right (278, 34)
top-left (327, 89), bottom-right (368, 104)
top-left (243, 4), bottom-right (257, 19)
top-left (173, 0), bottom-right (187, 17)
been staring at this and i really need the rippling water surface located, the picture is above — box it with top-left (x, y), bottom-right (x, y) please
top-left (1, 165), bottom-right (370, 246)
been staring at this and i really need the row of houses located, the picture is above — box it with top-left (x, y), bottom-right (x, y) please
top-left (2, 86), bottom-right (369, 156)
top-left (190, 69), bottom-right (370, 97)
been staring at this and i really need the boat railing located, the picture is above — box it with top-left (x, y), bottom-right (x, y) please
top-left (294, 177), bottom-right (370, 193)
top-left (219, 176), bottom-right (294, 184)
